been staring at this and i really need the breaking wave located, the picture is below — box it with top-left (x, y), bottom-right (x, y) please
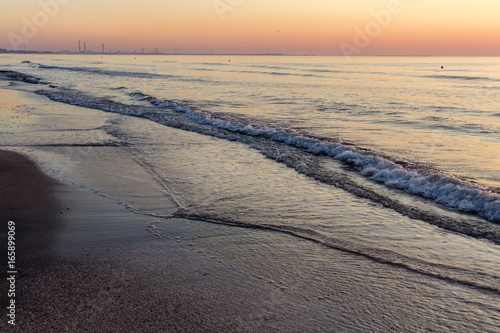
top-left (124, 91), bottom-right (500, 223)
top-left (30, 85), bottom-right (500, 245)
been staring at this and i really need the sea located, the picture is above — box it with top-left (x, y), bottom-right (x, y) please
top-left (1, 54), bottom-right (499, 331)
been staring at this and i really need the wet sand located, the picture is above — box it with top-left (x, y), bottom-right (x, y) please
top-left (0, 150), bottom-right (288, 331)
top-left (0, 150), bottom-right (331, 332)
top-left (0, 150), bottom-right (61, 266)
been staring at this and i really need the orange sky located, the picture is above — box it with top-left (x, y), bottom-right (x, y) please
top-left (1, 0), bottom-right (499, 55)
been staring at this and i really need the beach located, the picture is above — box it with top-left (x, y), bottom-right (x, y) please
top-left (1, 58), bottom-right (499, 332)
top-left (0, 152), bottom-right (310, 332)
top-left (0, 153), bottom-right (317, 332)
top-left (0, 87), bottom-right (324, 332)
top-left (2, 147), bottom-right (496, 333)
top-left (0, 86), bottom-right (300, 331)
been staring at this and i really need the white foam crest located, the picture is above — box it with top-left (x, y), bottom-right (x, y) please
top-left (166, 101), bottom-right (500, 222)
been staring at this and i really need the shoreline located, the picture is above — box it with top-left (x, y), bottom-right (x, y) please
top-left (1, 76), bottom-right (499, 331)
top-left (0, 148), bottom-right (332, 332)
top-left (0, 86), bottom-right (327, 331)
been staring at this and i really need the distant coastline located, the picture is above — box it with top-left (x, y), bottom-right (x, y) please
top-left (0, 49), bottom-right (289, 56)
top-left (3, 50), bottom-right (498, 57)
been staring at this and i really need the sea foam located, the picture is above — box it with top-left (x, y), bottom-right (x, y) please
top-left (36, 87), bottom-right (500, 224)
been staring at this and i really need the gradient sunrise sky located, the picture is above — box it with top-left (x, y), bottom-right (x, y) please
top-left (1, 0), bottom-right (500, 55)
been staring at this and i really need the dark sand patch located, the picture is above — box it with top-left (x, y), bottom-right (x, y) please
top-left (0, 150), bottom-right (61, 266)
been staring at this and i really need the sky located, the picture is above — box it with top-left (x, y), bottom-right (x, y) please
top-left (1, 0), bottom-right (500, 56)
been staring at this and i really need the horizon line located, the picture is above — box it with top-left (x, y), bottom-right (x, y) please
top-left (1, 49), bottom-right (500, 58)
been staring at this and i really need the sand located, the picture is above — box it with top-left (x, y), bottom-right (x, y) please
top-left (0, 150), bottom-right (61, 266)
top-left (0, 150), bottom-right (300, 332)
top-left (0, 149), bottom-right (339, 332)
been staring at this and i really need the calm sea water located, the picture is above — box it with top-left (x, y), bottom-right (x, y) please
top-left (1, 54), bottom-right (500, 330)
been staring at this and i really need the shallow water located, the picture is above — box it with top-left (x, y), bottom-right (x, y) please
top-left (5, 55), bottom-right (500, 185)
